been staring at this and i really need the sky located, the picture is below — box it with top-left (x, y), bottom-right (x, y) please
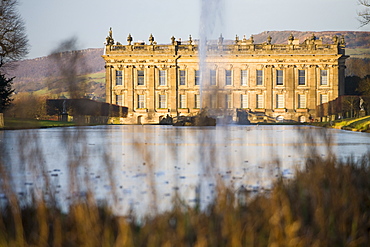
top-left (18, 0), bottom-right (369, 59)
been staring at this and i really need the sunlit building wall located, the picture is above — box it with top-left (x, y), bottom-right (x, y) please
top-left (103, 31), bottom-right (347, 124)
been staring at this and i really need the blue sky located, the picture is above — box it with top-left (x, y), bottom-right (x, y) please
top-left (19, 0), bottom-right (369, 59)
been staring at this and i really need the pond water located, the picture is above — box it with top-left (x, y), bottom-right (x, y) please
top-left (1, 125), bottom-right (370, 216)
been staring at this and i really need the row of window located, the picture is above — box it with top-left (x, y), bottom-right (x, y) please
top-left (115, 69), bottom-right (329, 87)
top-left (116, 93), bottom-right (329, 109)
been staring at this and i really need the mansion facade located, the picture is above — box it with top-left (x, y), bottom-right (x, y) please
top-left (103, 30), bottom-right (347, 124)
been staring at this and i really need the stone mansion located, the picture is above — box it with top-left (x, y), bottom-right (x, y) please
top-left (102, 29), bottom-right (347, 124)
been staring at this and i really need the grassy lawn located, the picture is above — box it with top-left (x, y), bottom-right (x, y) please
top-left (311, 115), bottom-right (370, 132)
top-left (3, 117), bottom-right (76, 129)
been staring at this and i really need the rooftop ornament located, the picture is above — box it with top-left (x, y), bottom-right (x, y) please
top-left (235, 34), bottom-right (239, 44)
top-left (127, 34), bottom-right (133, 45)
top-left (243, 35), bottom-right (247, 43)
top-left (218, 33), bottom-right (224, 45)
top-left (149, 34), bottom-right (154, 45)
top-left (171, 36), bottom-right (176, 45)
top-left (332, 35), bottom-right (338, 44)
top-left (340, 36), bottom-right (346, 46)
top-left (267, 35), bottom-right (272, 45)
top-left (106, 27), bottom-right (114, 46)
top-left (288, 33), bottom-right (294, 45)
top-left (189, 35), bottom-right (193, 45)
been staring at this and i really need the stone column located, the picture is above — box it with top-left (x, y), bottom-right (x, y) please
top-left (105, 65), bottom-right (113, 104)
top-left (126, 66), bottom-right (134, 113)
top-left (308, 65), bottom-right (317, 116)
top-left (264, 65), bottom-right (273, 111)
top-left (168, 64), bottom-right (178, 115)
top-left (147, 66), bottom-right (156, 117)
top-left (285, 65), bottom-right (295, 111)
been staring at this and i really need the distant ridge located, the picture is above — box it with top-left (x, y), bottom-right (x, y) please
top-left (6, 31), bottom-right (370, 99)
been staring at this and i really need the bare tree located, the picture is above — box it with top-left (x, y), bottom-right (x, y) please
top-left (358, 0), bottom-right (370, 26)
top-left (0, 0), bottom-right (28, 114)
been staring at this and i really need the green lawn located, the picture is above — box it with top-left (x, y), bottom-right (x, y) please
top-left (3, 117), bottom-right (76, 129)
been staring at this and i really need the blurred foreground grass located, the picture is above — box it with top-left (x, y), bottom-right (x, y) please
top-left (0, 153), bottom-right (369, 246)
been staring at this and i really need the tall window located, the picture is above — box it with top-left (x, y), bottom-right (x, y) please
top-left (159, 94), bottom-right (166, 108)
top-left (137, 70), bottom-right (145, 85)
top-left (179, 70), bottom-right (186, 85)
top-left (241, 94), bottom-right (248, 108)
top-left (116, 70), bottom-right (122, 85)
top-left (210, 94), bottom-right (216, 108)
top-left (256, 70), bottom-right (263, 86)
top-left (320, 70), bottom-right (328, 85)
top-left (210, 70), bottom-right (216, 85)
top-left (256, 94), bottom-right (264, 109)
top-left (320, 94), bottom-right (328, 104)
top-left (137, 94), bottom-right (145, 108)
top-left (241, 70), bottom-right (248, 86)
top-left (195, 70), bottom-right (200, 85)
top-left (179, 94), bottom-right (186, 108)
top-left (116, 95), bottom-right (123, 106)
top-left (195, 94), bottom-right (200, 108)
top-left (276, 70), bottom-right (284, 85)
top-left (276, 94), bottom-right (284, 108)
top-left (298, 94), bottom-right (306, 108)
top-left (159, 70), bottom-right (166, 86)
top-left (225, 70), bottom-right (232, 86)
top-left (298, 70), bottom-right (306, 85)
top-left (225, 94), bottom-right (232, 108)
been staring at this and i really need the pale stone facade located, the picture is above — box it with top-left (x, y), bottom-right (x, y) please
top-left (103, 30), bottom-right (347, 124)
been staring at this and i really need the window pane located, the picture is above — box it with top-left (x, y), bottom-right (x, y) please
top-left (195, 94), bottom-right (200, 108)
top-left (159, 70), bottom-right (166, 86)
top-left (298, 70), bottom-right (306, 85)
top-left (320, 94), bottom-right (328, 104)
top-left (179, 94), bottom-right (186, 108)
top-left (256, 70), bottom-right (263, 85)
top-left (276, 70), bottom-right (283, 85)
top-left (195, 70), bottom-right (200, 85)
top-left (209, 94), bottom-right (216, 108)
top-left (225, 94), bottom-right (232, 108)
top-left (138, 70), bottom-right (145, 85)
top-left (225, 70), bottom-right (232, 85)
top-left (179, 70), bottom-right (186, 85)
top-left (116, 95), bottom-right (123, 106)
top-left (116, 71), bottom-right (122, 85)
top-left (256, 94), bottom-right (264, 108)
top-left (241, 70), bottom-right (248, 86)
top-left (320, 70), bottom-right (328, 85)
top-left (138, 94), bottom-right (145, 108)
top-left (241, 94), bottom-right (248, 108)
top-left (210, 70), bottom-right (216, 85)
top-left (159, 94), bottom-right (166, 108)
top-left (276, 94), bottom-right (284, 108)
top-left (298, 94), bottom-right (306, 108)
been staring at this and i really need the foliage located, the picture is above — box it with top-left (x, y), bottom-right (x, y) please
top-left (345, 58), bottom-right (370, 78)
top-left (0, 71), bottom-right (14, 113)
top-left (0, 152), bottom-right (369, 246)
top-left (4, 93), bottom-right (47, 118)
top-left (0, 0), bottom-right (28, 65)
top-left (358, 75), bottom-right (370, 96)
top-left (358, 0), bottom-right (370, 26)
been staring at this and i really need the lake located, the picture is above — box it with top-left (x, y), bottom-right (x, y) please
top-left (1, 125), bottom-right (370, 216)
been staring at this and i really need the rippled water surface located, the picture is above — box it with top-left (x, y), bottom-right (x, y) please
top-left (2, 125), bottom-right (370, 215)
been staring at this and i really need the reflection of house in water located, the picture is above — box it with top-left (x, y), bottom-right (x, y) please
top-left (103, 29), bottom-right (348, 124)
top-left (46, 99), bottom-right (127, 124)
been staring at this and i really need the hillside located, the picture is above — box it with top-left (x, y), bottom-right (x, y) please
top-left (6, 31), bottom-right (370, 101)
